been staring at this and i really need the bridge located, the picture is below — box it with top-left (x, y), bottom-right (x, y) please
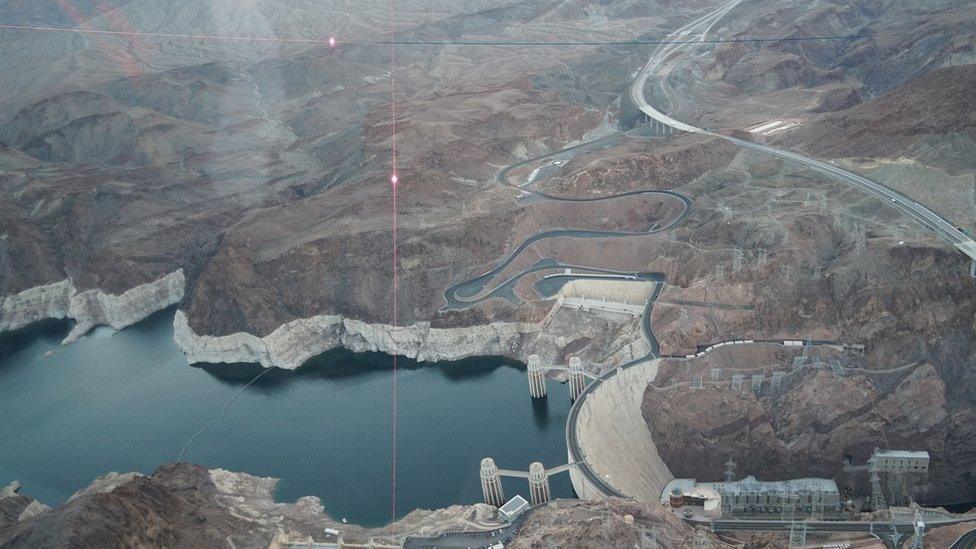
top-left (628, 0), bottom-right (976, 276)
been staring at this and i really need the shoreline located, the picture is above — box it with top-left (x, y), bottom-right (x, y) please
top-left (3, 273), bottom-right (648, 371)
top-left (0, 270), bottom-right (185, 345)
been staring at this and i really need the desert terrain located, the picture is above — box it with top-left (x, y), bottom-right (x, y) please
top-left (2, 0), bottom-right (976, 544)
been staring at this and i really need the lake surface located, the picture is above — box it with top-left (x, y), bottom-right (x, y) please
top-left (0, 309), bottom-right (574, 526)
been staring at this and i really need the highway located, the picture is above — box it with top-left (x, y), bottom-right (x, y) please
top-left (403, 511), bottom-right (529, 549)
top-left (628, 0), bottom-right (976, 263)
top-left (713, 515), bottom-right (976, 548)
top-left (560, 0), bottom-right (976, 506)
top-left (952, 527), bottom-right (976, 549)
top-left (441, 187), bottom-right (691, 309)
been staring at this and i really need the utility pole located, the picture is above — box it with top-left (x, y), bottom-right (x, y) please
top-left (854, 223), bottom-right (867, 256)
top-left (788, 522), bottom-right (807, 549)
top-left (724, 459), bottom-right (737, 482)
top-left (812, 489), bottom-right (824, 520)
top-left (910, 509), bottom-right (925, 549)
top-left (870, 456), bottom-right (888, 515)
top-left (733, 247), bottom-right (744, 273)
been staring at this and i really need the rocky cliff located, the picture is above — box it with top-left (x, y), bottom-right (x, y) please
top-left (173, 308), bottom-right (532, 369)
top-left (641, 362), bottom-right (973, 503)
top-left (0, 270), bottom-right (185, 344)
top-left (0, 464), bottom-right (723, 549)
top-left (0, 483), bottom-right (48, 530)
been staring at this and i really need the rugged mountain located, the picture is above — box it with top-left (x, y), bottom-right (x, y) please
top-left (782, 63), bottom-right (976, 168)
top-left (642, 363), bottom-right (972, 502)
top-left (0, 464), bottom-right (722, 548)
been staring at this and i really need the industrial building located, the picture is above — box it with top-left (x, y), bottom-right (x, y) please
top-left (870, 450), bottom-right (930, 474)
top-left (499, 496), bottom-right (530, 521)
top-left (661, 476), bottom-right (842, 518)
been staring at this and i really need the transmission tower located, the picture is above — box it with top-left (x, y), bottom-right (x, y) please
top-left (724, 459), bottom-right (736, 482)
top-left (730, 374), bottom-right (744, 391)
top-left (715, 264), bottom-right (725, 280)
top-left (733, 247), bottom-right (745, 273)
top-left (752, 373), bottom-right (765, 396)
top-left (781, 492), bottom-right (798, 523)
top-left (757, 248), bottom-right (768, 267)
top-left (813, 264), bottom-right (822, 279)
top-left (870, 463), bottom-right (888, 513)
top-left (721, 489), bottom-right (734, 519)
top-left (812, 489), bottom-right (824, 520)
top-left (788, 522), bottom-right (808, 549)
top-left (641, 526), bottom-right (659, 549)
top-left (780, 264), bottom-right (791, 281)
top-left (910, 509), bottom-right (925, 549)
top-left (854, 223), bottom-right (867, 256)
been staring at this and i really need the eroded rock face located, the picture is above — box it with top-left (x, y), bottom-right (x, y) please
top-left (0, 482), bottom-right (48, 530)
top-left (173, 308), bottom-right (530, 369)
top-left (0, 270), bottom-right (185, 344)
top-left (0, 464), bottom-right (298, 548)
top-left (1, 464), bottom-right (701, 549)
top-left (62, 270), bottom-right (186, 343)
top-left (508, 498), bottom-right (720, 549)
top-left (0, 280), bottom-right (74, 333)
top-left (641, 364), bottom-right (969, 502)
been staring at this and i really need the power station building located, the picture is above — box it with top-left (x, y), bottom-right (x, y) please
top-left (870, 450), bottom-right (930, 474)
top-left (661, 476), bottom-right (842, 518)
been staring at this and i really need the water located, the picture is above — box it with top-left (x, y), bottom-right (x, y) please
top-left (0, 309), bottom-right (574, 526)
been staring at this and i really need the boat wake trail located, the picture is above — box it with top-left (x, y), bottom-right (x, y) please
top-left (177, 369), bottom-right (271, 462)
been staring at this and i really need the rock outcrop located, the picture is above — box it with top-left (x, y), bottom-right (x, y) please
top-left (0, 280), bottom-right (74, 333)
top-left (509, 498), bottom-right (722, 549)
top-left (0, 464), bottom-right (722, 549)
top-left (0, 270), bottom-right (185, 344)
top-left (173, 308), bottom-right (533, 369)
top-left (641, 363), bottom-right (967, 502)
top-left (0, 482), bottom-right (49, 529)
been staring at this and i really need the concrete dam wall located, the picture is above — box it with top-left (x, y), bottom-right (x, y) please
top-left (569, 359), bottom-right (674, 500)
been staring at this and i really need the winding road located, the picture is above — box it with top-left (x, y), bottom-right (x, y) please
top-left (438, 0), bottom-right (976, 523)
top-left (442, 160), bottom-right (692, 309)
top-left (629, 0), bottom-right (976, 262)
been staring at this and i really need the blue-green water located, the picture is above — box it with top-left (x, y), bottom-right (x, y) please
top-left (0, 309), bottom-right (573, 526)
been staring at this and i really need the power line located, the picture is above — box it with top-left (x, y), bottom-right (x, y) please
top-left (0, 23), bottom-right (940, 48)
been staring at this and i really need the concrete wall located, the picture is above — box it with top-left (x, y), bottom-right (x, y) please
top-left (557, 279), bottom-right (654, 305)
top-left (570, 359), bottom-right (673, 500)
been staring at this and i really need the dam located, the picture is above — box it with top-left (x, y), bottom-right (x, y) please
top-left (0, 309), bottom-right (575, 527)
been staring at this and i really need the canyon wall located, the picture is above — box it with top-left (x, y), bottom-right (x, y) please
top-left (172, 309), bottom-right (536, 369)
top-left (0, 270), bottom-right (185, 344)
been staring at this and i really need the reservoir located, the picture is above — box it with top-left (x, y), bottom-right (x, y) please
top-left (0, 309), bottom-right (574, 527)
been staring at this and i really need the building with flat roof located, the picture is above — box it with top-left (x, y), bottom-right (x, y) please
top-left (661, 475), bottom-right (842, 518)
top-left (499, 495), bottom-right (530, 521)
top-left (870, 450), bottom-right (930, 474)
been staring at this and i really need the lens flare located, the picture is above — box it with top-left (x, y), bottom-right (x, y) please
top-left (328, 36), bottom-right (336, 47)
top-left (391, 173), bottom-right (398, 185)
